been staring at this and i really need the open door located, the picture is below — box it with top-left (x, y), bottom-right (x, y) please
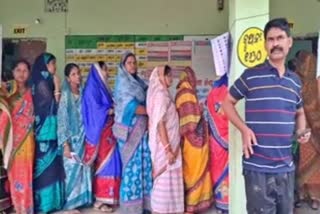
top-left (2, 38), bottom-right (46, 81)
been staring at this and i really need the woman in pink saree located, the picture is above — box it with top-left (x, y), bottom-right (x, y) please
top-left (146, 66), bottom-right (184, 214)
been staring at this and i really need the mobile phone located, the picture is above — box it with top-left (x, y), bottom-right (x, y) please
top-left (295, 128), bottom-right (311, 139)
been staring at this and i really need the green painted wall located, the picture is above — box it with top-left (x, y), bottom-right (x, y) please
top-left (270, 0), bottom-right (320, 35)
top-left (1, 0), bottom-right (319, 73)
top-left (0, 0), bottom-right (229, 72)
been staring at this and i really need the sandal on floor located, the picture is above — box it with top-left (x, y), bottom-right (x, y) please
top-left (94, 202), bottom-right (113, 213)
top-left (295, 200), bottom-right (302, 208)
top-left (62, 210), bottom-right (81, 214)
top-left (311, 200), bottom-right (320, 210)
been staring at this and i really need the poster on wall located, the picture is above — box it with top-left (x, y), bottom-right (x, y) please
top-left (237, 27), bottom-right (267, 68)
top-left (65, 35), bottom-right (215, 101)
top-left (184, 36), bottom-right (216, 102)
top-left (210, 32), bottom-right (230, 76)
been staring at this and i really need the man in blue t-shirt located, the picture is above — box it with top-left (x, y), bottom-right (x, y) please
top-left (222, 18), bottom-right (311, 214)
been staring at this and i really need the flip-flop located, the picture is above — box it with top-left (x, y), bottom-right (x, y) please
top-left (62, 210), bottom-right (81, 214)
top-left (311, 200), bottom-right (320, 210)
top-left (94, 202), bottom-right (113, 213)
top-left (295, 200), bottom-right (302, 208)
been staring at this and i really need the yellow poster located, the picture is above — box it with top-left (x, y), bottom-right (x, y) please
top-left (237, 27), bottom-right (267, 68)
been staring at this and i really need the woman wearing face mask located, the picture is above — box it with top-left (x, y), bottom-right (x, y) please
top-left (57, 63), bottom-right (93, 213)
top-left (113, 52), bottom-right (152, 214)
top-left (82, 62), bottom-right (121, 213)
top-left (147, 65), bottom-right (184, 214)
top-left (32, 53), bottom-right (65, 213)
top-left (0, 60), bottom-right (35, 214)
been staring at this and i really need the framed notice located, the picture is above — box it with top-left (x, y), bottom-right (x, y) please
top-left (45, 0), bottom-right (68, 13)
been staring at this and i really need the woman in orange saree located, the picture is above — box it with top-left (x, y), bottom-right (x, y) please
top-left (0, 60), bottom-right (35, 214)
top-left (175, 67), bottom-right (213, 213)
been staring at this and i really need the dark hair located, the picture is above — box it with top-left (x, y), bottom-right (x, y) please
top-left (164, 65), bottom-right (171, 75)
top-left (98, 61), bottom-right (106, 69)
top-left (64, 63), bottom-right (79, 77)
top-left (12, 59), bottom-right (31, 71)
top-left (264, 18), bottom-right (291, 39)
top-left (122, 52), bottom-right (136, 65)
top-left (287, 58), bottom-right (297, 72)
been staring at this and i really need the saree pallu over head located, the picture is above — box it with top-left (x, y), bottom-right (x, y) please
top-left (176, 67), bottom-right (213, 213)
top-left (113, 52), bottom-right (148, 148)
top-left (114, 53), bottom-right (152, 214)
top-left (32, 53), bottom-right (65, 213)
top-left (58, 79), bottom-right (83, 146)
top-left (207, 74), bottom-right (229, 211)
top-left (58, 77), bottom-right (93, 209)
top-left (147, 66), bottom-right (184, 213)
top-left (146, 66), bottom-right (181, 175)
top-left (81, 63), bottom-right (113, 162)
top-left (176, 67), bottom-right (203, 144)
top-left (32, 53), bottom-right (57, 132)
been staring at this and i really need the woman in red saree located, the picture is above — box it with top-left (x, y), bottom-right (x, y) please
top-left (0, 95), bottom-right (12, 213)
top-left (0, 60), bottom-right (35, 214)
top-left (206, 74), bottom-right (229, 212)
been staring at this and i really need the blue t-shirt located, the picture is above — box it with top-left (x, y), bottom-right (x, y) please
top-left (230, 61), bottom-right (303, 173)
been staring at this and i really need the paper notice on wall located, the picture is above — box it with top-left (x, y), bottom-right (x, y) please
top-left (317, 32), bottom-right (320, 78)
top-left (210, 32), bottom-right (230, 76)
top-left (192, 40), bottom-right (215, 103)
top-left (0, 25), bottom-right (2, 84)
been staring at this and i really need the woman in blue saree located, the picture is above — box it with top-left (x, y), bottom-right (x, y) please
top-left (32, 53), bottom-right (65, 213)
top-left (82, 62), bottom-right (121, 212)
top-left (113, 52), bottom-right (152, 214)
top-left (57, 63), bottom-right (92, 213)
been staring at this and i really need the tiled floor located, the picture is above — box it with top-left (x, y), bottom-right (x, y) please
top-left (56, 207), bottom-right (220, 214)
top-left (55, 205), bottom-right (317, 214)
top-left (5, 203), bottom-right (317, 213)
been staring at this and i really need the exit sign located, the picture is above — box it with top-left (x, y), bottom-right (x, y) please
top-left (13, 27), bottom-right (26, 34)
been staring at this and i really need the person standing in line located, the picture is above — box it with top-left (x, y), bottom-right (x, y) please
top-left (147, 65), bottom-right (184, 214)
top-left (32, 53), bottom-right (65, 213)
top-left (113, 52), bottom-right (152, 214)
top-left (175, 67), bottom-right (213, 213)
top-left (82, 62), bottom-right (122, 213)
top-left (57, 63), bottom-right (92, 213)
